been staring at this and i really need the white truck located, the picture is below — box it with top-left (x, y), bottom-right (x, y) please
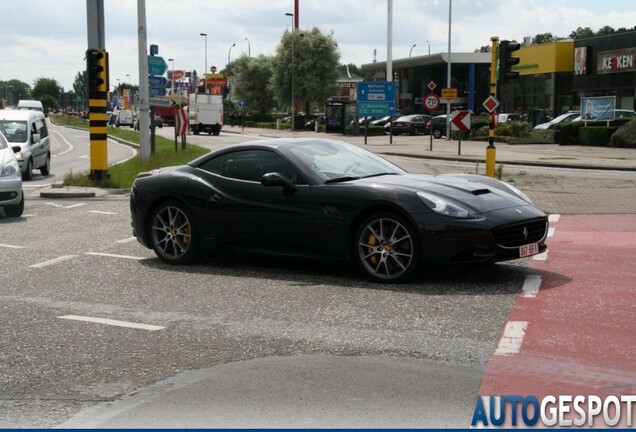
top-left (188, 93), bottom-right (223, 136)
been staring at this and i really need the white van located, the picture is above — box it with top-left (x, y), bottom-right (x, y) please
top-left (0, 110), bottom-right (51, 180)
top-left (116, 110), bottom-right (135, 128)
top-left (17, 99), bottom-right (44, 112)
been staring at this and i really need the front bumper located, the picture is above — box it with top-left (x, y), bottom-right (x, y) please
top-left (0, 176), bottom-right (23, 206)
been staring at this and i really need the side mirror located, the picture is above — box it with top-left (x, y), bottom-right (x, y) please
top-left (12, 145), bottom-right (21, 154)
top-left (32, 133), bottom-right (41, 144)
top-left (261, 172), bottom-right (297, 193)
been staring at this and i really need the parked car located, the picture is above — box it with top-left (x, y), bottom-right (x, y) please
top-left (388, 114), bottom-right (431, 135)
top-left (130, 138), bottom-right (548, 283)
top-left (304, 114), bottom-right (325, 130)
top-left (534, 111), bottom-right (580, 130)
top-left (370, 115), bottom-right (399, 127)
top-left (497, 113), bottom-right (522, 123)
top-left (426, 115), bottom-right (448, 139)
top-left (0, 130), bottom-right (23, 217)
top-left (0, 109), bottom-right (51, 180)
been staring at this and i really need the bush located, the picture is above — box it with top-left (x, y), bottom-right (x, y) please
top-left (610, 118), bottom-right (636, 148)
top-left (578, 126), bottom-right (620, 146)
top-left (554, 122), bottom-right (583, 145)
top-left (496, 122), bottom-right (533, 137)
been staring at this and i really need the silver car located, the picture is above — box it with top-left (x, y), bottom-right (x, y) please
top-left (0, 109), bottom-right (51, 180)
top-left (0, 130), bottom-right (24, 218)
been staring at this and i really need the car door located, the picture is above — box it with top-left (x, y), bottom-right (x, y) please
top-left (196, 149), bottom-right (319, 255)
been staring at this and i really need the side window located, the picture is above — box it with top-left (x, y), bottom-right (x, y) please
top-left (37, 119), bottom-right (49, 138)
top-left (198, 154), bottom-right (225, 175)
top-left (223, 149), bottom-right (299, 183)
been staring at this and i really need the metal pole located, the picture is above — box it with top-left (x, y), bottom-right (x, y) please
top-left (200, 33), bottom-right (207, 93)
top-left (245, 37), bottom-right (250, 57)
top-left (137, 0), bottom-right (150, 160)
top-left (285, 13), bottom-right (294, 131)
top-left (168, 58), bottom-right (174, 96)
top-left (446, 0), bottom-right (452, 141)
top-left (386, 0), bottom-right (393, 84)
top-left (409, 44), bottom-right (416, 58)
top-left (486, 36), bottom-right (499, 178)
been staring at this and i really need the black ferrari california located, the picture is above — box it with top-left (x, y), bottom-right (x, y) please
top-left (130, 138), bottom-right (548, 282)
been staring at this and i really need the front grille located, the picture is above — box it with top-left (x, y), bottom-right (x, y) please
top-left (493, 219), bottom-right (547, 248)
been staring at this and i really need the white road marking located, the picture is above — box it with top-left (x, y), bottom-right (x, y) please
top-left (521, 274), bottom-right (542, 298)
top-left (85, 252), bottom-right (146, 260)
top-left (494, 321), bottom-right (528, 356)
top-left (533, 251), bottom-right (548, 261)
top-left (0, 243), bottom-right (26, 249)
top-left (58, 315), bottom-right (165, 331)
top-left (64, 203), bottom-right (87, 209)
top-left (29, 255), bottom-right (77, 269)
top-left (547, 227), bottom-right (556, 238)
top-left (548, 214), bottom-right (561, 223)
top-left (50, 129), bottom-right (75, 156)
top-left (88, 210), bottom-right (118, 215)
top-left (115, 237), bottom-right (138, 244)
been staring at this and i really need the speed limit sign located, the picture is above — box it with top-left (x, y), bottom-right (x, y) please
top-left (424, 93), bottom-right (440, 112)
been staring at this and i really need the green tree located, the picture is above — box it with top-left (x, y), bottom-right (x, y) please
top-left (569, 26), bottom-right (595, 39)
top-left (231, 54), bottom-right (276, 115)
top-left (0, 79), bottom-right (31, 106)
top-left (596, 25), bottom-right (616, 36)
top-left (474, 45), bottom-right (491, 53)
top-left (271, 27), bottom-right (340, 117)
top-left (32, 77), bottom-right (62, 112)
top-left (73, 70), bottom-right (88, 108)
top-left (532, 33), bottom-right (561, 44)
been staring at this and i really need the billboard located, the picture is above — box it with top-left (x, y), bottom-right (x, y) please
top-left (580, 96), bottom-right (616, 121)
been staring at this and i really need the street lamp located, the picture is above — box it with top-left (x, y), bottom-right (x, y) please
top-left (285, 12), bottom-right (294, 131)
top-left (426, 40), bottom-right (431, 55)
top-left (409, 43), bottom-right (416, 57)
top-left (228, 43), bottom-right (236, 67)
top-left (200, 33), bottom-right (208, 93)
top-left (168, 58), bottom-right (175, 96)
top-left (245, 37), bottom-right (251, 57)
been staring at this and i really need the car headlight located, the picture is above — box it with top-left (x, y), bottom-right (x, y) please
top-left (14, 151), bottom-right (23, 160)
top-left (501, 182), bottom-right (533, 204)
top-left (417, 191), bottom-right (474, 218)
top-left (1, 158), bottom-right (20, 177)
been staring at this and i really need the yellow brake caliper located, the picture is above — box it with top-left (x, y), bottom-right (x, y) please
top-left (368, 234), bottom-right (378, 265)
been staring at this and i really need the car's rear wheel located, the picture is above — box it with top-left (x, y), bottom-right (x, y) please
top-left (40, 153), bottom-right (50, 176)
top-left (354, 213), bottom-right (418, 283)
top-left (433, 129), bottom-right (442, 139)
top-left (4, 192), bottom-right (24, 218)
top-left (150, 200), bottom-right (199, 265)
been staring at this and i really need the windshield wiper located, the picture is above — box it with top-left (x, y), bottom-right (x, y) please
top-left (324, 176), bottom-right (361, 184)
top-left (361, 172), bottom-right (400, 179)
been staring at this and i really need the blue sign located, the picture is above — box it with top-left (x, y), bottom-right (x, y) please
top-left (149, 86), bottom-right (165, 97)
top-left (357, 81), bottom-right (396, 116)
top-left (148, 55), bottom-right (168, 76)
top-left (148, 76), bottom-right (168, 87)
top-left (580, 96), bottom-right (616, 121)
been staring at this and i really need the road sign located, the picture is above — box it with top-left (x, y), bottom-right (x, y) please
top-left (357, 81), bottom-right (396, 116)
top-left (169, 70), bottom-right (185, 81)
top-left (441, 88), bottom-right (458, 99)
top-left (148, 76), bottom-right (168, 87)
top-left (427, 81), bottom-right (437, 91)
top-left (149, 96), bottom-right (177, 107)
top-left (483, 95), bottom-right (500, 113)
top-left (451, 110), bottom-right (471, 132)
top-left (423, 93), bottom-right (440, 111)
top-left (149, 86), bottom-right (165, 97)
top-left (148, 55), bottom-right (168, 76)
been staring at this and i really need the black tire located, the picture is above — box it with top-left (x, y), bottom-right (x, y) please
top-left (193, 127), bottom-right (200, 135)
top-left (409, 127), bottom-right (416, 136)
top-left (354, 213), bottom-right (419, 283)
top-left (22, 158), bottom-right (33, 181)
top-left (150, 200), bottom-right (199, 265)
top-left (40, 153), bottom-right (51, 176)
top-left (433, 129), bottom-right (442, 139)
top-left (4, 192), bottom-right (24, 218)
top-left (213, 130), bottom-right (220, 136)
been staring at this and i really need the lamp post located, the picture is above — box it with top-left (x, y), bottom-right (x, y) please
top-left (228, 43), bottom-right (236, 67)
top-left (426, 40), bottom-right (431, 55)
top-left (285, 12), bottom-right (294, 131)
top-left (168, 58), bottom-right (175, 96)
top-left (116, 78), bottom-right (120, 98)
top-left (409, 43), bottom-right (416, 57)
top-left (245, 37), bottom-right (251, 57)
top-left (200, 32), bottom-right (208, 93)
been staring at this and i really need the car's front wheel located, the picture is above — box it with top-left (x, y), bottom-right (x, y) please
top-left (40, 153), bottom-right (50, 176)
top-left (4, 192), bottom-right (24, 218)
top-left (433, 129), bottom-right (443, 139)
top-left (354, 213), bottom-right (418, 283)
top-left (150, 200), bottom-right (199, 265)
top-left (22, 158), bottom-right (33, 181)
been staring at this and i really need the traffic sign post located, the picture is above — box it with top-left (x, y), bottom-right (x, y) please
top-left (451, 110), bottom-right (471, 155)
top-left (357, 81), bottom-right (396, 145)
top-left (423, 90), bottom-right (440, 151)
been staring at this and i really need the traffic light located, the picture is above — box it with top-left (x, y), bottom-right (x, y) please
top-left (86, 49), bottom-right (109, 94)
top-left (498, 40), bottom-right (520, 83)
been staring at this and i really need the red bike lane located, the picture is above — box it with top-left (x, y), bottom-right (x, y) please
top-left (476, 214), bottom-right (636, 427)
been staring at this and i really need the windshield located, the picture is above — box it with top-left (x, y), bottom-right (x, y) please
top-left (285, 140), bottom-right (406, 182)
top-left (0, 120), bottom-right (28, 143)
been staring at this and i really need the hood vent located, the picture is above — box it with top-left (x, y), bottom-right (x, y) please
top-left (472, 188), bottom-right (491, 196)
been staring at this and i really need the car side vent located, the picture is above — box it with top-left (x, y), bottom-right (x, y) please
top-left (472, 189), bottom-right (491, 195)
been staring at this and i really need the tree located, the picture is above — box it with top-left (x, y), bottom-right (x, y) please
top-left (231, 54), bottom-right (277, 115)
top-left (0, 79), bottom-right (31, 106)
top-left (474, 45), bottom-right (491, 53)
top-left (532, 33), bottom-right (561, 44)
top-left (73, 70), bottom-right (88, 108)
top-left (271, 27), bottom-right (340, 117)
top-left (596, 25), bottom-right (616, 36)
top-left (32, 77), bottom-right (62, 113)
top-left (569, 26), bottom-right (595, 39)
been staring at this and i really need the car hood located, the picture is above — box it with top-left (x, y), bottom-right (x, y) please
top-left (0, 148), bottom-right (17, 168)
top-left (353, 173), bottom-right (530, 213)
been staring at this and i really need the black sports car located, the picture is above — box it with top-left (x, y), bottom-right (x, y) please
top-left (130, 138), bottom-right (548, 283)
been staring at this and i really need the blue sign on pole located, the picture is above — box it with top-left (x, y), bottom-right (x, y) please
top-left (147, 55), bottom-right (168, 76)
top-left (357, 81), bottom-right (396, 116)
top-left (148, 76), bottom-right (168, 87)
top-left (149, 86), bottom-right (166, 97)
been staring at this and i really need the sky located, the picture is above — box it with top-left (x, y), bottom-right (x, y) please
top-left (1, 0), bottom-right (635, 93)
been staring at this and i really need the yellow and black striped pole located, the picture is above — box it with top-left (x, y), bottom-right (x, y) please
top-left (486, 36), bottom-right (498, 178)
top-left (86, 49), bottom-right (109, 180)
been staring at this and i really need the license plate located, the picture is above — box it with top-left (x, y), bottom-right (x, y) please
top-left (519, 242), bottom-right (539, 258)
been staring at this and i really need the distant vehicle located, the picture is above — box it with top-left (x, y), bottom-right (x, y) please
top-left (0, 130), bottom-right (23, 217)
top-left (0, 109), bottom-right (51, 180)
top-left (370, 115), bottom-right (399, 127)
top-left (305, 114), bottom-right (325, 131)
top-left (116, 110), bottom-right (135, 128)
top-left (426, 115), bottom-right (448, 139)
top-left (17, 100), bottom-right (44, 112)
top-left (497, 113), bottom-right (521, 123)
top-left (134, 114), bottom-right (164, 130)
top-left (569, 109), bottom-right (636, 122)
top-left (389, 114), bottom-right (430, 135)
top-left (188, 93), bottom-right (223, 136)
top-left (534, 111), bottom-right (580, 130)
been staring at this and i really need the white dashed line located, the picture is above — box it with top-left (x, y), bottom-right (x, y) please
top-left (548, 214), bottom-right (561, 223)
top-left (85, 252), bottom-right (146, 260)
top-left (64, 203), bottom-right (87, 209)
top-left (29, 255), bottom-right (77, 269)
top-left (88, 210), bottom-right (118, 215)
top-left (0, 243), bottom-right (26, 249)
top-left (547, 227), bottom-right (556, 238)
top-left (494, 321), bottom-right (528, 356)
top-left (521, 274), bottom-right (542, 298)
top-left (115, 237), bottom-right (138, 244)
top-left (58, 315), bottom-right (165, 331)
top-left (533, 251), bottom-right (548, 261)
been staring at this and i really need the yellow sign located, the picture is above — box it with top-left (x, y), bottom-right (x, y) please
top-left (441, 88), bottom-right (458, 99)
